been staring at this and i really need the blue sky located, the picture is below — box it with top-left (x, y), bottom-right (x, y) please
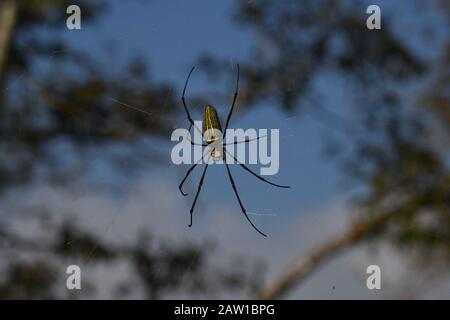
top-left (61, 0), bottom-right (347, 215)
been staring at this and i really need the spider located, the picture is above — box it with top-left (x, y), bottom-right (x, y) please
top-left (179, 64), bottom-right (290, 237)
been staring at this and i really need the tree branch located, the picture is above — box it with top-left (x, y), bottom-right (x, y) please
top-left (254, 197), bottom-right (421, 299)
top-left (0, 0), bottom-right (17, 90)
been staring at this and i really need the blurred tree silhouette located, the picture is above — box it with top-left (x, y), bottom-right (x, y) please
top-left (0, 0), bottom-right (183, 191)
top-left (0, 0), bottom-right (263, 299)
top-left (0, 219), bottom-right (263, 299)
top-left (202, 0), bottom-right (449, 298)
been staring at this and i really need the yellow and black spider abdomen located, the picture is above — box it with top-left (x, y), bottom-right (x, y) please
top-left (203, 105), bottom-right (222, 144)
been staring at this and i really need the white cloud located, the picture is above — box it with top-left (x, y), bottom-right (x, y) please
top-left (1, 169), bottom-right (449, 299)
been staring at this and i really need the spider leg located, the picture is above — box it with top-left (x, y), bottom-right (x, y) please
top-left (185, 129), bottom-right (208, 147)
top-left (179, 163), bottom-right (198, 196)
top-left (182, 66), bottom-right (204, 137)
top-left (222, 134), bottom-right (267, 146)
top-left (179, 151), bottom-right (209, 196)
top-left (225, 150), bottom-right (290, 188)
top-left (224, 157), bottom-right (267, 237)
top-left (189, 158), bottom-right (210, 227)
top-left (223, 63), bottom-right (239, 140)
